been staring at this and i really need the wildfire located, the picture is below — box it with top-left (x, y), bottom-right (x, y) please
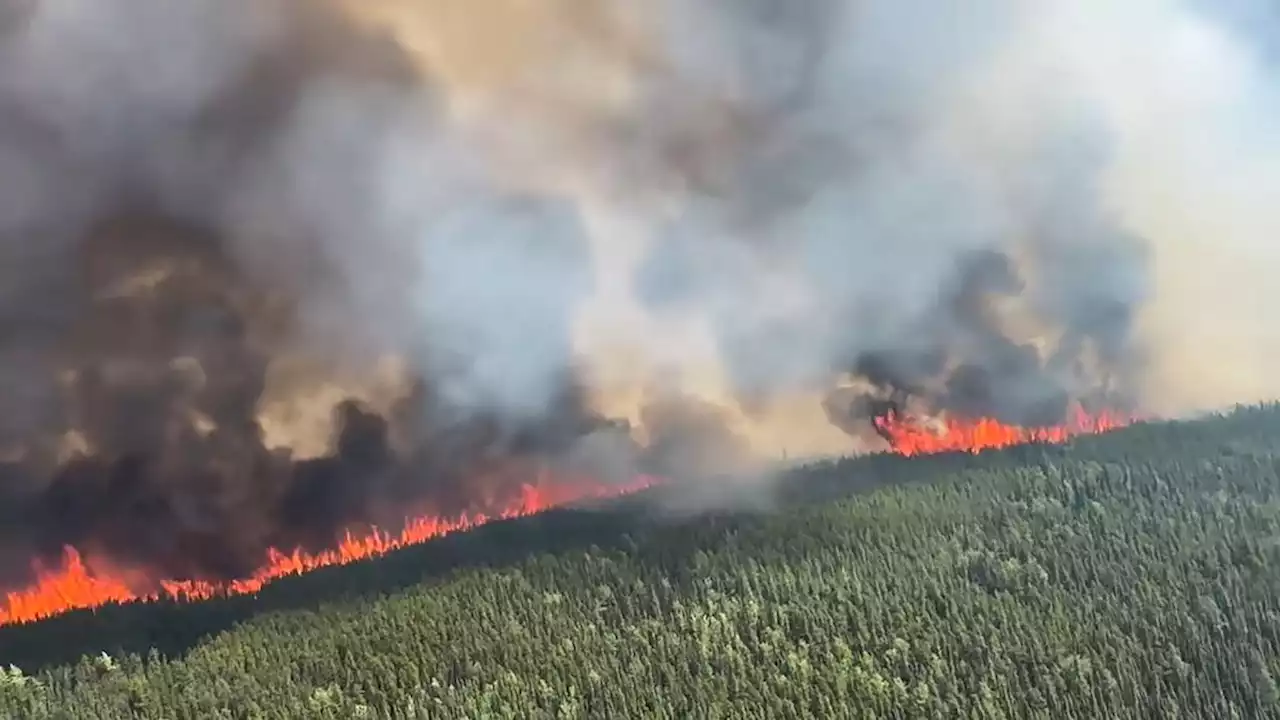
top-left (0, 476), bottom-right (656, 628)
top-left (876, 405), bottom-right (1130, 456)
top-left (0, 410), bottom-right (1128, 628)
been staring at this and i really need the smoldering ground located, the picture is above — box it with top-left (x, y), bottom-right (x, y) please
top-left (0, 0), bottom-right (1275, 587)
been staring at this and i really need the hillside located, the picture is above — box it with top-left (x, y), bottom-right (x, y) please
top-left (3, 407), bottom-right (1280, 719)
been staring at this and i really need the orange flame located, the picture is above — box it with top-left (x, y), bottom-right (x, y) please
top-left (0, 410), bottom-right (1128, 628)
top-left (875, 405), bottom-right (1130, 456)
top-left (0, 476), bottom-right (656, 627)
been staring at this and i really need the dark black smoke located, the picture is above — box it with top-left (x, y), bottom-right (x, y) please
top-left (0, 0), bottom-right (1158, 593)
top-left (0, 2), bottom-right (635, 589)
top-left (825, 245), bottom-right (1143, 440)
top-left (0, 210), bottom-right (623, 587)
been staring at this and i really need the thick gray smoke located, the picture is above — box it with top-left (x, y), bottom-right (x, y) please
top-left (339, 0), bottom-right (1280, 439)
top-left (0, 0), bottom-right (1276, 584)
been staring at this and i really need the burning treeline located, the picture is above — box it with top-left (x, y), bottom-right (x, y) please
top-left (0, 0), bottom-right (1275, 596)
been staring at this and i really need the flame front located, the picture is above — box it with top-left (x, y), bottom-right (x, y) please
top-left (0, 476), bottom-right (656, 627)
top-left (0, 411), bottom-right (1127, 628)
top-left (876, 406), bottom-right (1131, 456)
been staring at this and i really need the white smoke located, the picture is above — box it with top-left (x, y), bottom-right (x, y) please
top-left (1, 0), bottom-right (1278, 467)
top-left (342, 0), bottom-right (1280, 437)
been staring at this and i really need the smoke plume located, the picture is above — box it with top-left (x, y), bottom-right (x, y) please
top-left (0, 0), bottom-right (1275, 585)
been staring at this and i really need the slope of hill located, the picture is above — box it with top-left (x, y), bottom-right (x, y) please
top-left (3, 407), bottom-right (1280, 719)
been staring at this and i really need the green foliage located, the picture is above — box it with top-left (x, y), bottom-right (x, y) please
top-left (4, 405), bottom-right (1280, 718)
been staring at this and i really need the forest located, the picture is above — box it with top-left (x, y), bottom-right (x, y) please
top-left (1, 406), bottom-right (1280, 719)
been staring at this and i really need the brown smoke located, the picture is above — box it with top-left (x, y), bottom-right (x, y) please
top-left (0, 207), bottom-right (617, 584)
top-left (0, 0), bottom-right (1272, 587)
top-left (0, 0), bottom-right (626, 585)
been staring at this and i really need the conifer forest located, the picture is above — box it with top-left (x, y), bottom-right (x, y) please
top-left (2, 4), bottom-right (1280, 718)
top-left (1, 407), bottom-right (1279, 719)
